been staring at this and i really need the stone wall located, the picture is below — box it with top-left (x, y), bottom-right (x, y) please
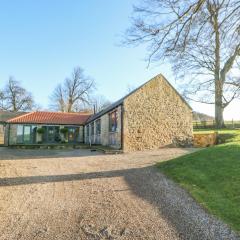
top-left (0, 124), bottom-right (5, 145)
top-left (193, 133), bottom-right (217, 147)
top-left (4, 125), bottom-right (9, 146)
top-left (9, 124), bottom-right (18, 145)
top-left (123, 75), bottom-right (193, 152)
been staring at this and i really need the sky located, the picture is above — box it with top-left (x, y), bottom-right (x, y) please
top-left (0, 0), bottom-right (239, 120)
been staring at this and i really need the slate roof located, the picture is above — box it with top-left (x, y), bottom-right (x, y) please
top-left (7, 111), bottom-right (92, 125)
top-left (0, 111), bottom-right (27, 123)
top-left (86, 98), bottom-right (124, 124)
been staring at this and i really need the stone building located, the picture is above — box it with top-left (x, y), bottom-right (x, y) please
top-left (85, 74), bottom-right (193, 151)
top-left (0, 111), bottom-right (27, 146)
top-left (1, 74), bottom-right (193, 151)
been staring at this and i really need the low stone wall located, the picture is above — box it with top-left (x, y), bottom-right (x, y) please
top-left (193, 133), bottom-right (217, 147)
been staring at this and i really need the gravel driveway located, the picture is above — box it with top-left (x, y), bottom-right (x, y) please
top-left (0, 147), bottom-right (238, 240)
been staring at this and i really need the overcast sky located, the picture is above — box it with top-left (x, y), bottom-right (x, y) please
top-left (0, 0), bottom-right (239, 120)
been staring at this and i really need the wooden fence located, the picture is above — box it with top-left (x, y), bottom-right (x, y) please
top-left (193, 120), bottom-right (240, 129)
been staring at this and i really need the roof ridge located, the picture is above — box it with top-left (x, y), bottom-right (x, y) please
top-left (86, 73), bottom-right (192, 123)
top-left (35, 111), bottom-right (92, 115)
top-left (6, 111), bottom-right (91, 124)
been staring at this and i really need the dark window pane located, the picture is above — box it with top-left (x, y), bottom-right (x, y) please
top-left (109, 110), bottom-right (117, 132)
top-left (42, 126), bottom-right (48, 142)
top-left (32, 126), bottom-right (37, 144)
top-left (91, 123), bottom-right (94, 136)
top-left (68, 127), bottom-right (79, 142)
top-left (48, 126), bottom-right (55, 142)
top-left (96, 119), bottom-right (101, 134)
top-left (87, 125), bottom-right (89, 136)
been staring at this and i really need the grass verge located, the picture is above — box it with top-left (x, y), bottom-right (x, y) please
top-left (157, 129), bottom-right (240, 232)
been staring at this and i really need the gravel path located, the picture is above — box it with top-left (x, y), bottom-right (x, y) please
top-left (0, 148), bottom-right (239, 240)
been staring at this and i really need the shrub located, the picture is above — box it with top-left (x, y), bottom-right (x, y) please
top-left (60, 128), bottom-right (68, 134)
top-left (37, 128), bottom-right (45, 134)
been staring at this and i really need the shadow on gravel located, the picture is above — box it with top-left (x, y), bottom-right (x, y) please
top-left (0, 148), bottom-right (102, 160)
top-left (0, 166), bottom-right (238, 240)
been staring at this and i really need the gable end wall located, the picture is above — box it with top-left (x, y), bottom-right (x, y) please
top-left (122, 75), bottom-right (193, 152)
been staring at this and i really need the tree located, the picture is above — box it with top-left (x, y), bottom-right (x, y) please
top-left (125, 0), bottom-right (240, 128)
top-left (0, 90), bottom-right (4, 109)
top-left (50, 67), bottom-right (95, 112)
top-left (50, 84), bottom-right (65, 112)
top-left (0, 77), bottom-right (34, 112)
top-left (91, 95), bottom-right (111, 113)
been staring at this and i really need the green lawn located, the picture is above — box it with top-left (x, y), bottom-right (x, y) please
top-left (157, 129), bottom-right (240, 232)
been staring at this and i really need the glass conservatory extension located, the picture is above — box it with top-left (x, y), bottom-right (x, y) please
top-left (8, 124), bottom-right (83, 145)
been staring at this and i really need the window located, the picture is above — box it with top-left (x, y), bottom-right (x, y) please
top-left (17, 125), bottom-right (23, 143)
top-left (96, 119), bottom-right (101, 135)
top-left (86, 125), bottom-right (89, 137)
top-left (67, 127), bottom-right (79, 143)
top-left (109, 110), bottom-right (118, 132)
top-left (23, 125), bottom-right (31, 143)
top-left (32, 126), bottom-right (37, 144)
top-left (41, 126), bottom-right (61, 143)
top-left (91, 122), bottom-right (94, 136)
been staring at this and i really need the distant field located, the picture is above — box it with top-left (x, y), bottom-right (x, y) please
top-left (193, 121), bottom-right (240, 130)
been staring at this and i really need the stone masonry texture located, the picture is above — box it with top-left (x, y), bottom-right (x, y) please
top-left (0, 124), bottom-right (4, 145)
top-left (122, 74), bottom-right (193, 152)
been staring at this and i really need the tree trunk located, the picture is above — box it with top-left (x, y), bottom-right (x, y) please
top-left (67, 101), bottom-right (73, 112)
top-left (212, 7), bottom-right (225, 129)
top-left (215, 87), bottom-right (224, 128)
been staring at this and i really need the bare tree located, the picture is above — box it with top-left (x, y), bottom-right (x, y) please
top-left (125, 0), bottom-right (240, 128)
top-left (91, 95), bottom-right (111, 113)
top-left (0, 90), bottom-right (4, 109)
top-left (50, 84), bottom-right (65, 112)
top-left (0, 77), bottom-right (34, 112)
top-left (50, 67), bottom-right (95, 112)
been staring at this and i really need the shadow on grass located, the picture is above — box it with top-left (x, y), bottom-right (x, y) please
top-left (217, 133), bottom-right (238, 144)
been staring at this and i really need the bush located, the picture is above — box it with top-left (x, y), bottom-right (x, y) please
top-left (60, 128), bottom-right (68, 134)
top-left (37, 128), bottom-right (45, 134)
